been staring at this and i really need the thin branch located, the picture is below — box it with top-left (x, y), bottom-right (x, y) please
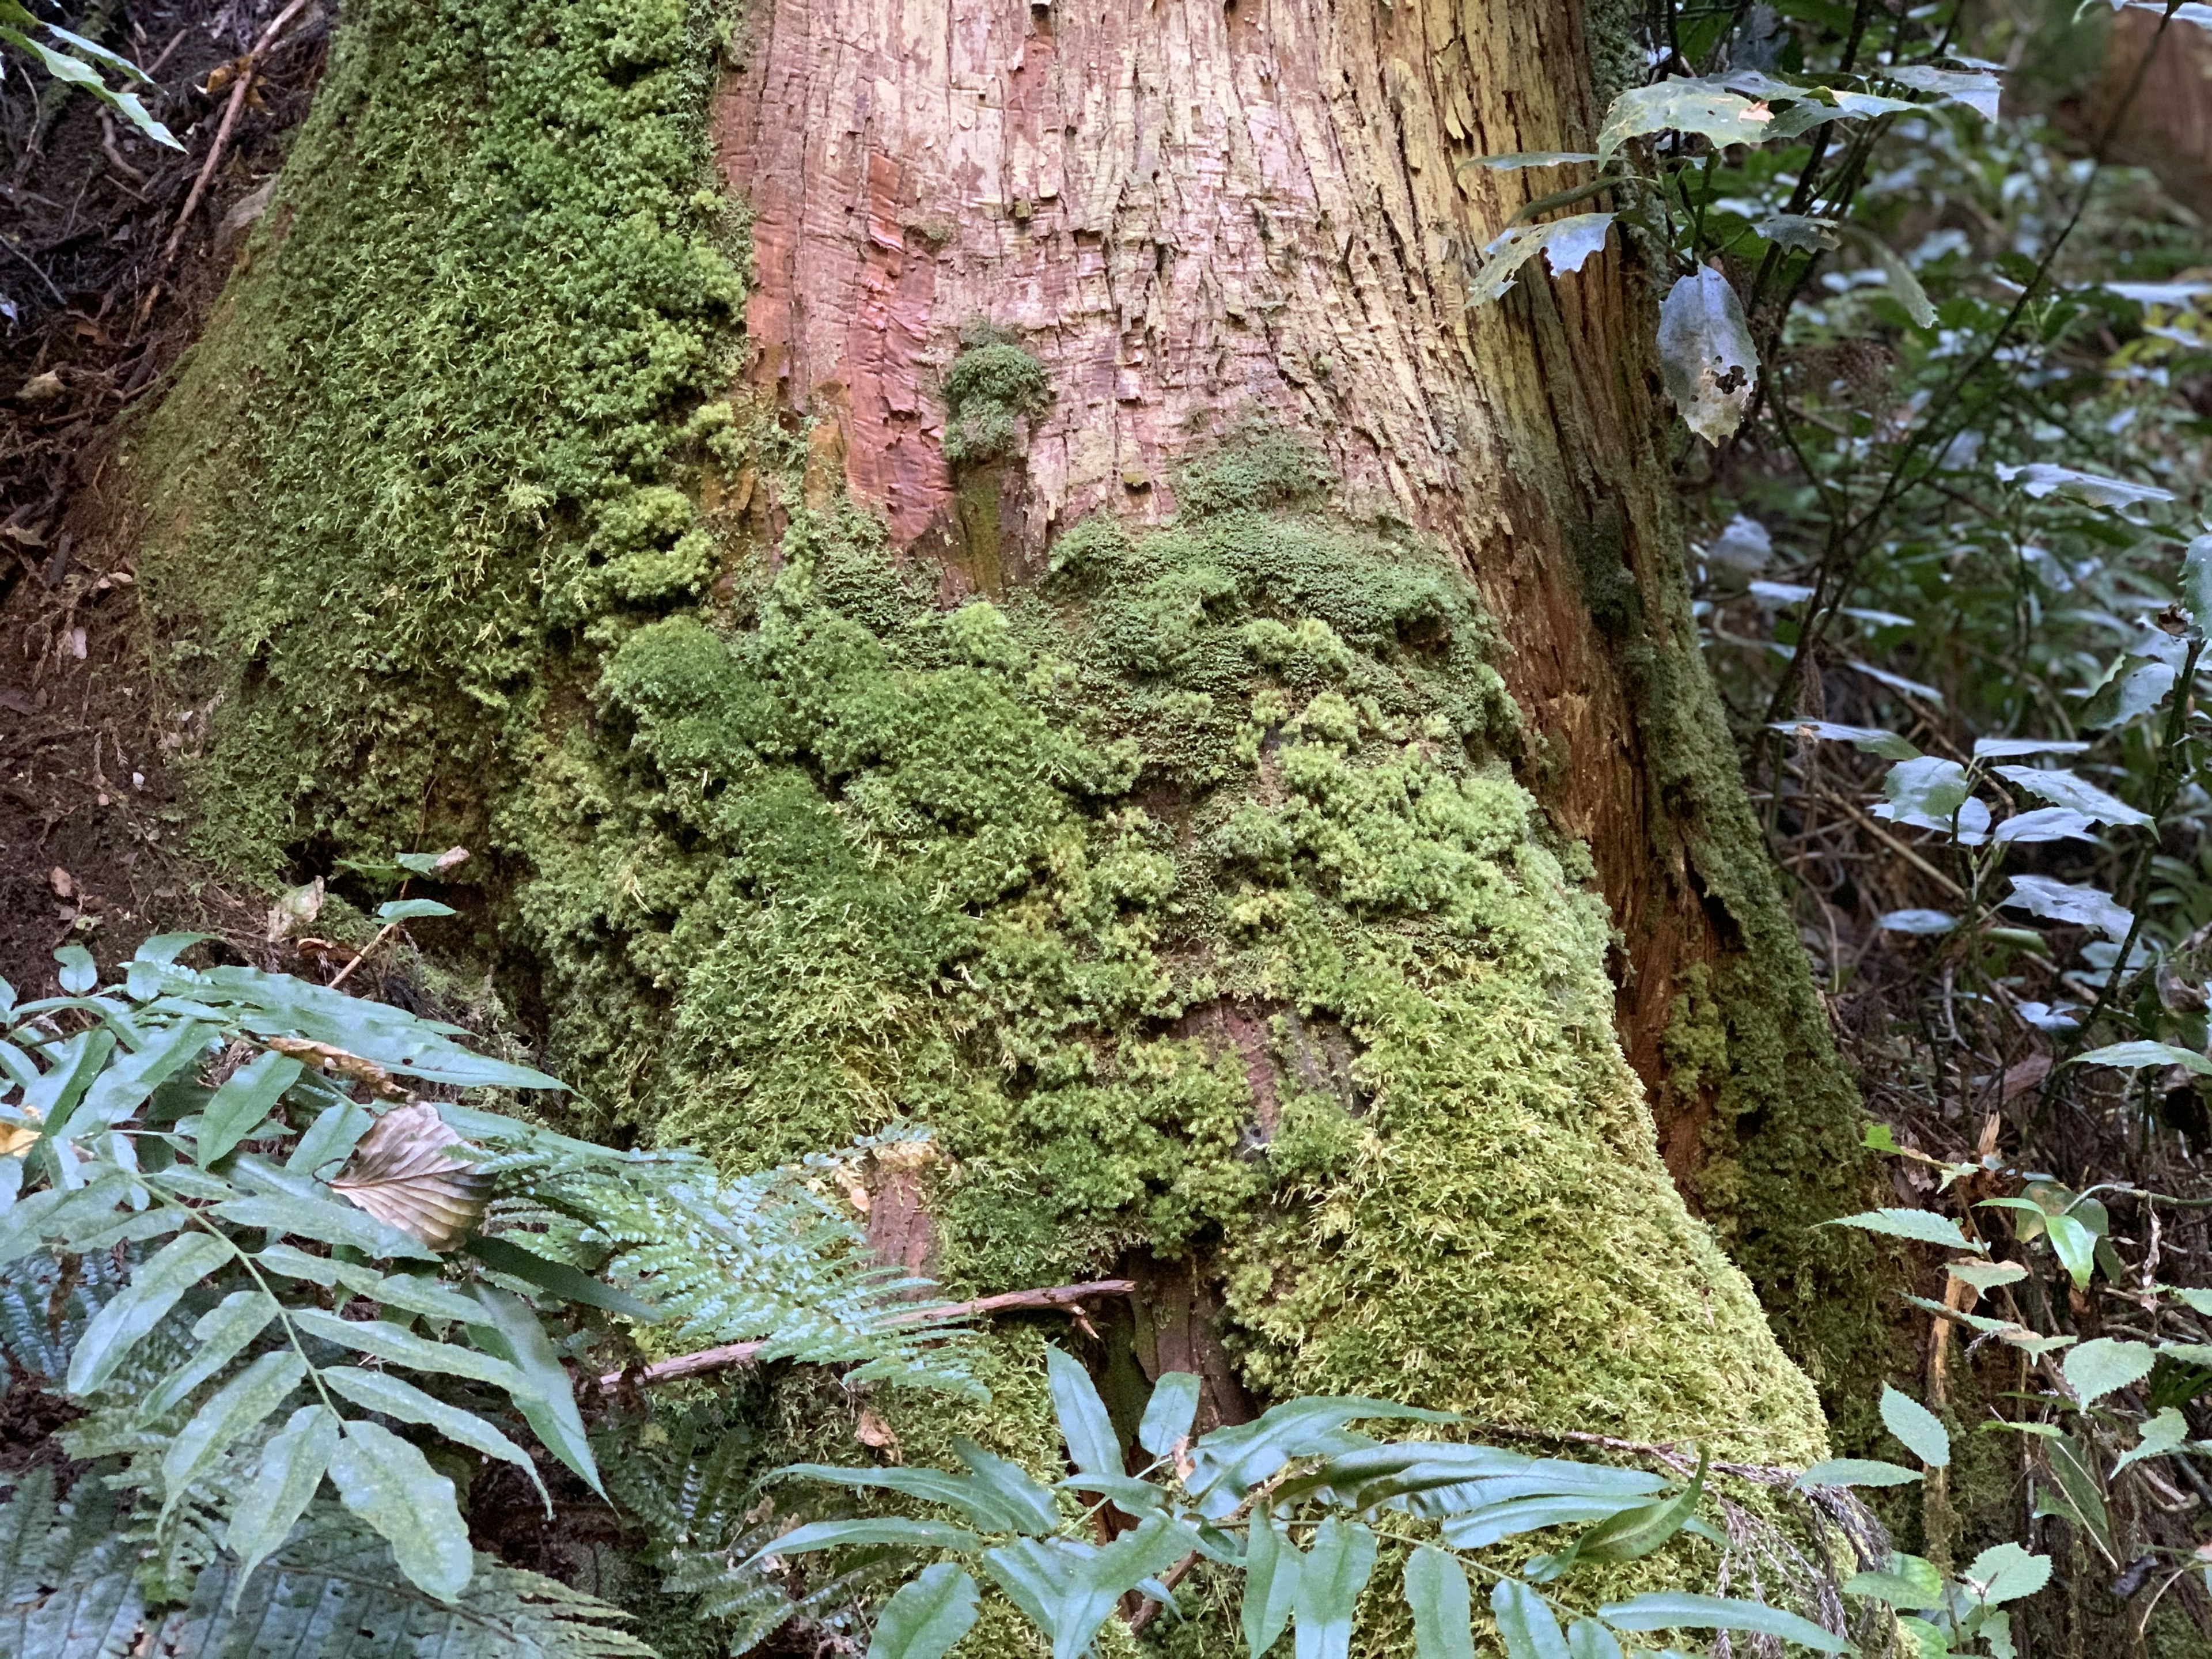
top-left (160, 0), bottom-right (313, 267)
top-left (594, 1277), bottom-right (1137, 1389)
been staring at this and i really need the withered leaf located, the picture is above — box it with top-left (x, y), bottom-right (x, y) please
top-left (330, 1102), bottom-right (489, 1252)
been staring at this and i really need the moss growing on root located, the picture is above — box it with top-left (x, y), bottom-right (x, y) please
top-left (510, 490), bottom-right (1824, 1461)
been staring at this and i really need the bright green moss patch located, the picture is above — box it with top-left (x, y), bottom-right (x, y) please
top-left (940, 323), bottom-right (1052, 467)
top-left (128, 0), bottom-right (747, 869)
top-left (514, 494), bottom-right (1825, 1461)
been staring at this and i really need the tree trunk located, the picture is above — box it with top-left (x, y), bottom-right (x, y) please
top-left (119, 0), bottom-right (1873, 1461)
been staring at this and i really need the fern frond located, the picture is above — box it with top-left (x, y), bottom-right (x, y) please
top-left (0, 1470), bottom-right (145, 1658)
top-left (478, 1129), bottom-right (979, 1398)
top-left (168, 1507), bottom-right (657, 1659)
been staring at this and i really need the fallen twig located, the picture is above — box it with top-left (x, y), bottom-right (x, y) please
top-left (160, 0), bottom-right (313, 266)
top-left (595, 1277), bottom-right (1136, 1389)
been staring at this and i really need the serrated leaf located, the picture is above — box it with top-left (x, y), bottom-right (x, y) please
top-left (1992, 766), bottom-right (2151, 828)
top-left (163, 1349), bottom-right (308, 1510)
top-left (1842, 1552), bottom-right (1944, 1609)
top-left (2074, 1041), bottom-right (2212, 1077)
top-left (1881, 1385), bottom-right (1951, 1468)
top-left (1140, 1371), bottom-right (1201, 1458)
top-left (1658, 267), bottom-right (1758, 442)
top-left (1884, 64), bottom-right (2001, 119)
top-left (198, 1051), bottom-right (305, 1168)
top-left (1946, 1259), bottom-right (2028, 1297)
top-left (1767, 721), bottom-right (1920, 760)
top-left (1493, 1578), bottom-right (1571, 1659)
top-left (2063, 1337), bottom-right (2154, 1406)
top-left (328, 1417), bottom-right (474, 1601)
top-left (1994, 462), bottom-right (2173, 508)
top-left (468, 1282), bottom-right (603, 1497)
top-left (1047, 1346), bottom-right (1123, 1479)
top-left (1820, 1208), bottom-right (1974, 1249)
top-left (224, 1403), bottom-right (340, 1602)
top-left (2183, 535), bottom-right (2212, 631)
top-left (1466, 215), bottom-right (1618, 305)
top-left (1993, 808), bottom-right (2098, 844)
top-left (1293, 1517), bottom-right (1376, 1659)
top-left (2001, 874), bottom-right (2133, 942)
top-left (1244, 1514), bottom-right (1300, 1659)
top-left (2079, 656), bottom-right (2177, 730)
top-left (329, 1102), bottom-right (490, 1251)
top-left (1878, 909), bottom-right (1957, 935)
top-left (869, 1563), bottom-right (980, 1659)
top-left (1598, 79), bottom-right (1777, 158)
top-left (1596, 1593), bottom-right (1846, 1651)
top-left (66, 1230), bottom-right (229, 1396)
top-left (2112, 1407), bottom-right (2187, 1475)
top-left (1403, 1547), bottom-right (1474, 1659)
top-left (1796, 1457), bottom-right (1922, 1489)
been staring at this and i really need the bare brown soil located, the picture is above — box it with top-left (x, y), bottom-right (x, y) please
top-left (2, 0), bottom-right (325, 994)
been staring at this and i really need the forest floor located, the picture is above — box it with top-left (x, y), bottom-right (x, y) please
top-left (1, 0), bottom-right (324, 995)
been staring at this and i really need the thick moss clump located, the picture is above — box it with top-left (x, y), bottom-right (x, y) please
top-left (940, 323), bottom-right (1052, 467)
top-left (123, 0), bottom-right (1829, 1478)
top-left (517, 491), bottom-right (1825, 1461)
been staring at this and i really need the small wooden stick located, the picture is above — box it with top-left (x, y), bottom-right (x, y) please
top-left (160, 0), bottom-right (312, 266)
top-left (596, 1278), bottom-right (1136, 1389)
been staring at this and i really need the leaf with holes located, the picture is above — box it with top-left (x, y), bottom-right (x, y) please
top-left (1657, 268), bottom-right (1758, 442)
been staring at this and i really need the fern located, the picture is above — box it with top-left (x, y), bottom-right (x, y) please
top-left (1, 1475), bottom-right (653, 1659)
top-left (1, 933), bottom-right (979, 1634)
top-left (165, 1508), bottom-right (656, 1658)
top-left (602, 1400), bottom-right (895, 1657)
top-left (467, 1121), bottom-right (978, 1397)
top-left (1, 1471), bottom-right (146, 1658)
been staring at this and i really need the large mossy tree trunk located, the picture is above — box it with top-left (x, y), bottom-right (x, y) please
top-left (122, 0), bottom-right (1877, 1462)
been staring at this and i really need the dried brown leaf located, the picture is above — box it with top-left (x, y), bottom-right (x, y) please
top-left (331, 1102), bottom-right (489, 1251)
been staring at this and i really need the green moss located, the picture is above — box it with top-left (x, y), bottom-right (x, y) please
top-left (127, 0), bottom-right (747, 874)
top-left (941, 323), bottom-right (1052, 467)
top-left (1606, 518), bottom-right (1896, 1427)
top-left (504, 491), bottom-right (1823, 1462)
